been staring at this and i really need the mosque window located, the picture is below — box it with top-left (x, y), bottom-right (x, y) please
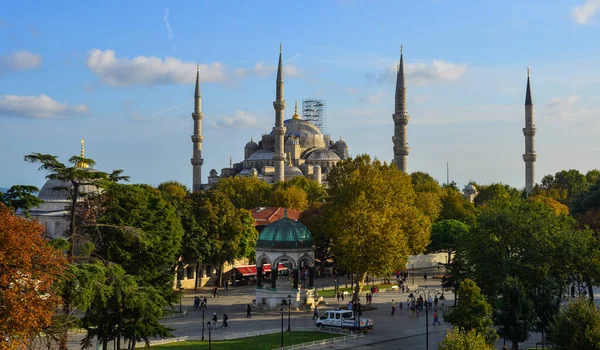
top-left (186, 266), bottom-right (195, 280)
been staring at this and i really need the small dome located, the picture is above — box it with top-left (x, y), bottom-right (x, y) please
top-left (248, 149), bottom-right (274, 161)
top-left (245, 139), bottom-right (258, 149)
top-left (464, 184), bottom-right (477, 192)
top-left (250, 167), bottom-right (258, 175)
top-left (285, 164), bottom-right (304, 179)
top-left (209, 169), bottom-right (218, 176)
top-left (334, 138), bottom-right (347, 148)
top-left (256, 215), bottom-right (313, 249)
top-left (38, 176), bottom-right (101, 201)
top-left (306, 149), bottom-right (341, 162)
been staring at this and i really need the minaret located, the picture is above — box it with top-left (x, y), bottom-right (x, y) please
top-left (523, 67), bottom-right (536, 195)
top-left (273, 44), bottom-right (287, 182)
top-left (191, 64), bottom-right (204, 192)
top-left (392, 45), bottom-right (410, 172)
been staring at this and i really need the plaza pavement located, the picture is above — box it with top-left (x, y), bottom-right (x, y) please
top-left (68, 267), bottom-right (579, 349)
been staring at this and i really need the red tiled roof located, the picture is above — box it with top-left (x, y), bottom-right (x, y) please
top-left (251, 207), bottom-right (301, 226)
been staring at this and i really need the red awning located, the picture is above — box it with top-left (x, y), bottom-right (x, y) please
top-left (234, 264), bottom-right (287, 277)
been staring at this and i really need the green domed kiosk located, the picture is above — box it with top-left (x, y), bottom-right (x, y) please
top-left (255, 210), bottom-right (316, 310)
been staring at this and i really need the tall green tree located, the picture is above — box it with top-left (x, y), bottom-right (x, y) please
top-left (272, 176), bottom-right (326, 205)
top-left (494, 277), bottom-right (534, 350)
top-left (444, 279), bottom-right (497, 344)
top-left (438, 328), bottom-right (495, 350)
top-left (536, 169), bottom-right (589, 205)
top-left (212, 176), bottom-right (272, 209)
top-left (23, 153), bottom-right (127, 350)
top-left (548, 299), bottom-right (600, 350)
top-left (0, 185), bottom-right (43, 217)
top-left (439, 187), bottom-right (476, 225)
top-left (299, 202), bottom-right (333, 268)
top-left (473, 183), bottom-right (520, 207)
top-left (271, 185), bottom-right (309, 211)
top-left (410, 171), bottom-right (442, 222)
top-left (192, 190), bottom-right (257, 286)
top-left (325, 155), bottom-right (431, 301)
top-left (426, 219), bottom-right (469, 264)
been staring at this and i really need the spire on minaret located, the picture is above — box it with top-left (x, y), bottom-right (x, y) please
top-left (292, 101), bottom-right (300, 120)
top-left (392, 45), bottom-right (410, 173)
top-left (230, 156), bottom-right (233, 168)
top-left (273, 45), bottom-right (287, 182)
top-left (191, 64), bottom-right (204, 192)
top-left (523, 67), bottom-right (537, 195)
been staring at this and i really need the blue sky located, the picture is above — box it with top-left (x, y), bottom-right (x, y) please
top-left (1, 0), bottom-right (600, 191)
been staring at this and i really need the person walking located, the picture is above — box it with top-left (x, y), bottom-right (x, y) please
top-left (221, 313), bottom-right (229, 328)
top-left (424, 272), bottom-right (428, 282)
top-left (391, 300), bottom-right (396, 315)
top-left (313, 306), bottom-right (319, 320)
top-left (341, 292), bottom-right (345, 302)
top-left (337, 291), bottom-right (341, 303)
top-left (246, 304), bottom-right (252, 318)
top-left (433, 311), bottom-right (441, 325)
top-left (212, 313), bottom-right (218, 330)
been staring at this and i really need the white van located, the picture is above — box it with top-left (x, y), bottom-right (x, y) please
top-left (315, 308), bottom-right (374, 331)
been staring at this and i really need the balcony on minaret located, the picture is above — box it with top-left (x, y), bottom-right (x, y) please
top-left (393, 144), bottom-right (410, 156)
top-left (192, 111), bottom-right (203, 120)
top-left (523, 153), bottom-right (537, 162)
top-left (522, 127), bottom-right (536, 136)
top-left (393, 112), bottom-right (410, 125)
top-left (191, 135), bottom-right (204, 143)
top-left (273, 100), bottom-right (286, 110)
top-left (191, 157), bottom-right (204, 166)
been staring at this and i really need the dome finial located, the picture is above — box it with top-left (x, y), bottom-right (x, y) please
top-left (251, 136), bottom-right (253, 142)
top-left (284, 208), bottom-right (288, 219)
top-left (292, 101), bottom-right (301, 120)
top-left (76, 139), bottom-right (89, 168)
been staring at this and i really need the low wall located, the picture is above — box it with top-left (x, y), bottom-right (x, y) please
top-left (407, 253), bottom-right (450, 269)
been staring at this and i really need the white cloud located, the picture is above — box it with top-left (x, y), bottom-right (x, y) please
top-left (361, 91), bottom-right (386, 105)
top-left (369, 60), bottom-right (467, 86)
top-left (0, 50), bottom-right (42, 73)
top-left (572, 0), bottom-right (600, 24)
top-left (252, 62), bottom-right (303, 78)
top-left (0, 94), bottom-right (89, 119)
top-left (542, 94), bottom-right (600, 122)
top-left (207, 110), bottom-right (260, 129)
top-left (86, 49), bottom-right (228, 86)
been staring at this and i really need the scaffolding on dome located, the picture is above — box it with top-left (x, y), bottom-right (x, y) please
top-left (302, 98), bottom-right (326, 134)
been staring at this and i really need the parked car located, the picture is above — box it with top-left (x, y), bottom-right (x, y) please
top-left (315, 308), bottom-right (373, 331)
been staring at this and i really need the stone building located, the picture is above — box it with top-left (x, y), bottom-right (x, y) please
top-left (192, 46), bottom-right (349, 191)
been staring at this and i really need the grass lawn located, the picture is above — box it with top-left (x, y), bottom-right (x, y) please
top-left (154, 332), bottom-right (338, 349)
top-left (318, 283), bottom-right (395, 298)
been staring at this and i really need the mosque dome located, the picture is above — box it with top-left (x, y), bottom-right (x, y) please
top-left (306, 149), bottom-right (341, 162)
top-left (334, 138), bottom-right (348, 149)
top-left (284, 164), bottom-right (304, 179)
top-left (464, 184), bottom-right (477, 192)
top-left (282, 118), bottom-right (323, 137)
top-left (256, 214), bottom-right (313, 249)
top-left (245, 139), bottom-right (258, 149)
top-left (38, 173), bottom-right (102, 201)
top-left (248, 149), bottom-right (274, 161)
top-left (210, 169), bottom-right (218, 177)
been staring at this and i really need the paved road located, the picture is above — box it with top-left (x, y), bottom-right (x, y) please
top-left (66, 269), bottom-right (556, 349)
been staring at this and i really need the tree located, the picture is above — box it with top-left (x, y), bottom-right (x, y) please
top-left (212, 176), bottom-right (272, 209)
top-left (158, 181), bottom-right (209, 289)
top-left (439, 187), bottom-right (476, 225)
top-left (0, 185), bottom-right (43, 217)
top-left (192, 190), bottom-right (257, 286)
top-left (528, 195), bottom-right (569, 216)
top-left (427, 219), bottom-right (469, 264)
top-left (494, 277), bottom-right (534, 350)
top-left (272, 176), bottom-right (326, 205)
top-left (271, 185), bottom-right (309, 211)
top-left (299, 202), bottom-right (333, 268)
top-left (474, 183), bottom-right (520, 207)
top-left (23, 153), bottom-right (128, 350)
top-left (537, 170), bottom-right (589, 205)
top-left (410, 171), bottom-right (442, 222)
top-left (325, 155), bottom-right (431, 301)
top-left (548, 299), bottom-right (600, 350)
top-left (444, 279), bottom-right (497, 344)
top-left (587, 169), bottom-right (600, 185)
top-left (0, 205), bottom-right (68, 349)
top-left (438, 328), bottom-right (495, 350)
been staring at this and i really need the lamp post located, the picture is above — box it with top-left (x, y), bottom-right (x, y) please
top-left (412, 264), bottom-right (415, 286)
top-left (413, 286), bottom-right (442, 350)
top-left (179, 287), bottom-right (183, 313)
top-left (201, 307), bottom-right (205, 341)
top-left (207, 321), bottom-right (212, 350)
top-left (287, 294), bottom-right (292, 332)
top-left (280, 308), bottom-right (284, 349)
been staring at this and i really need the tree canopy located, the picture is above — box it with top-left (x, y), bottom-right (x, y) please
top-left (548, 299), bottom-right (600, 350)
top-left (324, 155), bottom-right (431, 301)
top-left (212, 176), bottom-right (272, 209)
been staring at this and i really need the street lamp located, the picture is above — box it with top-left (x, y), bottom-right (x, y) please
top-left (280, 308), bottom-right (284, 348)
top-left (201, 307), bottom-right (205, 341)
top-left (287, 294), bottom-right (292, 332)
top-left (179, 287), bottom-right (183, 313)
top-left (207, 321), bottom-right (212, 350)
top-left (412, 264), bottom-right (415, 286)
top-left (413, 286), bottom-right (442, 350)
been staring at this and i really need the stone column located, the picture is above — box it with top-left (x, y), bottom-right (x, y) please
top-left (271, 270), bottom-right (277, 290)
top-left (293, 269), bottom-right (299, 290)
top-left (256, 266), bottom-right (263, 289)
